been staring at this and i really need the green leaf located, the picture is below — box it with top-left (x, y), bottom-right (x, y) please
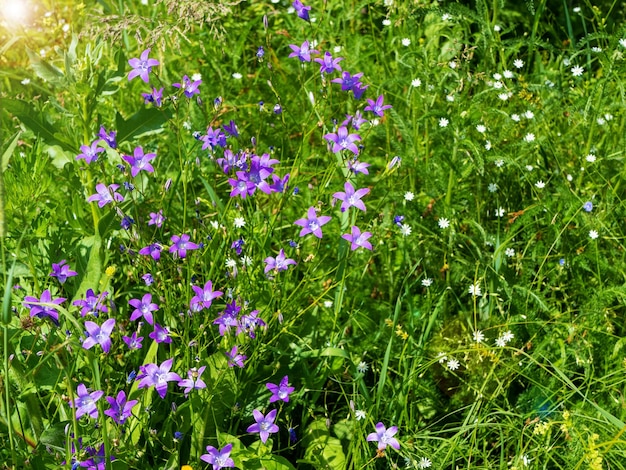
top-left (73, 233), bottom-right (103, 300)
top-left (25, 47), bottom-right (65, 87)
top-left (44, 144), bottom-right (73, 169)
top-left (115, 107), bottom-right (171, 144)
top-left (0, 98), bottom-right (76, 153)
top-left (246, 456), bottom-right (297, 470)
top-left (200, 176), bottom-right (225, 212)
top-left (302, 419), bottom-right (347, 470)
top-left (1, 130), bottom-right (20, 172)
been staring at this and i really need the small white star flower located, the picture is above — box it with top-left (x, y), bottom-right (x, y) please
top-left (421, 278), bottom-right (433, 287)
top-left (571, 65), bottom-right (584, 77)
top-left (447, 358), bottom-right (460, 370)
top-left (526, 165), bottom-right (534, 171)
top-left (442, 13), bottom-right (452, 21)
top-left (191, 73), bottom-right (202, 81)
top-left (589, 229), bottom-right (599, 239)
top-left (488, 183), bottom-right (498, 193)
top-left (449, 61), bottom-right (457, 69)
top-left (382, 19), bottom-right (391, 26)
top-left (502, 330), bottom-right (515, 342)
top-left (21, 78), bottom-right (30, 85)
top-left (233, 217), bottom-right (246, 228)
top-left (535, 180), bottom-right (545, 189)
top-left (323, 300), bottom-right (333, 308)
top-left (225, 258), bottom-right (237, 268)
top-left (522, 454), bottom-right (531, 466)
top-left (573, 6), bottom-right (581, 13)
top-left (438, 218), bottom-right (450, 229)
top-left (356, 361), bottom-right (369, 373)
top-left (400, 224), bottom-right (412, 236)
top-left (597, 117), bottom-right (606, 125)
top-left (591, 46), bottom-right (602, 53)
top-left (485, 140), bottom-right (492, 150)
top-left (333, 46), bottom-right (342, 53)
top-left (494, 24), bottom-right (501, 32)
top-left (585, 153), bottom-right (596, 163)
top-left (503, 69), bottom-right (514, 78)
top-left (418, 457), bottom-right (433, 469)
top-left (567, 174), bottom-right (573, 181)
top-left (495, 207), bottom-right (505, 217)
top-left (436, 352), bottom-right (447, 363)
top-left (513, 59), bottom-right (524, 69)
top-left (498, 92), bottom-right (511, 100)
top-left (505, 247), bottom-right (515, 257)
top-left (404, 191), bottom-right (415, 201)
top-left (495, 159), bottom-right (504, 168)
top-left (232, 72), bottom-right (243, 79)
top-left (620, 38), bottom-right (626, 48)
top-left (473, 330), bottom-right (485, 343)
top-left (355, 409), bottom-right (366, 421)
top-left (511, 113), bottom-right (521, 122)
top-left (476, 124), bottom-right (487, 133)
top-left (493, 72), bottom-right (502, 80)
top-left (524, 110), bottom-right (534, 119)
top-left (495, 336), bottom-right (507, 347)
top-left (446, 94), bottom-right (455, 102)
top-left (401, 38), bottom-right (411, 46)
top-left (439, 117), bottom-right (449, 128)
top-left (493, 80), bottom-right (503, 89)
top-left (469, 284), bottom-right (481, 296)
top-left (240, 255), bottom-right (253, 267)
top-left (411, 78), bottom-right (421, 87)
top-left (524, 133), bottom-right (535, 142)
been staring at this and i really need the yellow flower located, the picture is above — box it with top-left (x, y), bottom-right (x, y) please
top-left (105, 265), bottom-right (116, 277)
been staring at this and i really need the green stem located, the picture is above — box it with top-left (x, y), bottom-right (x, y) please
top-left (91, 357), bottom-right (111, 470)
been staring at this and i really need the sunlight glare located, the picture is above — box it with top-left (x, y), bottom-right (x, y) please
top-left (0, 0), bottom-right (30, 25)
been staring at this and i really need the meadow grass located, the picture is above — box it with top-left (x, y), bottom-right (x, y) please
top-left (2, 0), bottom-right (626, 469)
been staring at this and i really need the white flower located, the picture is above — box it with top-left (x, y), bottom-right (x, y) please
top-left (233, 217), bottom-right (245, 228)
top-left (505, 248), bottom-right (515, 257)
top-left (563, 57), bottom-right (571, 66)
top-left (605, 113), bottom-right (614, 121)
top-left (620, 38), bottom-right (626, 48)
top-left (323, 300), bottom-right (333, 308)
top-left (333, 46), bottom-right (342, 53)
top-left (382, 19), bottom-right (391, 26)
top-left (589, 229), bottom-right (599, 239)
top-left (436, 352), bottom-right (447, 363)
top-left (442, 13), bottom-right (452, 21)
top-left (494, 24), bottom-right (501, 32)
top-left (485, 140), bottom-right (492, 150)
top-left (439, 117), bottom-right (449, 128)
top-left (411, 78), bottom-right (421, 87)
top-left (469, 284), bottom-right (481, 296)
top-left (418, 457), bottom-right (433, 469)
top-left (21, 78), bottom-right (30, 85)
top-left (573, 6), bottom-right (581, 13)
top-left (476, 124), bottom-right (487, 133)
top-left (355, 409), bottom-right (366, 421)
top-left (498, 92), bottom-right (511, 100)
top-left (449, 61), bottom-right (457, 69)
top-left (511, 113), bottom-right (521, 122)
top-left (404, 191), bottom-right (415, 201)
top-left (401, 38), bottom-right (411, 46)
top-left (40, 49), bottom-right (47, 57)
top-left (591, 46), bottom-right (602, 53)
top-left (585, 153), bottom-right (596, 163)
top-left (210, 220), bottom-right (220, 230)
top-left (502, 330), bottom-right (514, 342)
top-left (473, 330), bottom-right (485, 343)
top-left (400, 224), bottom-right (412, 236)
top-left (191, 73), bottom-right (202, 81)
top-left (571, 65), bottom-right (584, 77)
top-left (495, 159), bottom-right (504, 168)
top-left (567, 174), bottom-right (573, 181)
top-left (526, 165), bottom-right (534, 171)
top-left (545, 79), bottom-right (555, 87)
top-left (495, 336), bottom-right (507, 347)
top-left (524, 110), bottom-right (534, 119)
top-left (240, 255), bottom-right (253, 267)
top-left (438, 218), bottom-right (450, 229)
top-left (597, 117), bottom-right (606, 125)
top-left (495, 207), bottom-right (505, 217)
top-left (493, 80), bottom-right (503, 89)
top-left (513, 59), bottom-right (524, 69)
top-left (503, 69), bottom-right (514, 78)
top-left (225, 258), bottom-right (237, 268)
top-left (422, 278), bottom-right (433, 287)
top-left (446, 94), bottom-right (455, 102)
top-left (488, 183), bottom-right (498, 192)
top-left (232, 72), bottom-right (243, 79)
top-left (535, 180), bottom-right (545, 189)
top-left (493, 73), bottom-right (502, 80)
top-left (522, 454), bottom-right (531, 466)
top-left (524, 133), bottom-right (535, 142)
top-left (182, 121), bottom-right (192, 130)
top-left (447, 358), bottom-right (460, 370)
top-left (356, 361), bottom-right (369, 373)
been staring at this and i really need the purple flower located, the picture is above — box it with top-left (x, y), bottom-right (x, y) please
top-left (228, 173), bottom-right (256, 199)
top-left (138, 243), bottom-right (163, 261)
top-left (223, 120), bottom-right (239, 137)
top-left (347, 159), bottom-right (370, 175)
top-left (98, 126), bottom-right (117, 149)
top-left (142, 273), bottom-right (154, 286)
top-left (200, 444), bottom-right (235, 470)
top-left (104, 390), bottom-right (138, 425)
top-left (236, 310), bottom-right (266, 338)
top-left (70, 384), bottom-right (103, 419)
top-left (201, 126), bottom-right (227, 151)
top-left (342, 111), bottom-right (368, 130)
top-left (314, 52), bottom-right (343, 74)
top-left (128, 48), bottom-right (159, 83)
top-left (137, 358), bottom-right (182, 399)
top-left (169, 234), bottom-right (200, 259)
top-left (266, 376), bottom-right (295, 403)
top-left (292, 0), bottom-right (311, 21)
top-left (214, 311), bottom-right (239, 336)
top-left (269, 173), bottom-right (290, 193)
top-left (148, 210), bottom-right (166, 227)
top-left (264, 249), bottom-right (297, 274)
top-left (142, 87), bottom-right (164, 106)
top-left (352, 81), bottom-right (369, 99)
top-left (122, 331), bottom-right (143, 350)
top-left (366, 422), bottom-right (400, 451)
top-left (288, 40), bottom-right (318, 62)
top-left (324, 126), bottom-right (361, 155)
top-left (178, 366), bottom-right (207, 396)
top-left (331, 71), bottom-right (364, 92)
top-left (122, 146), bottom-right (156, 178)
top-left (49, 260), bottom-right (77, 284)
top-left (364, 94), bottom-right (392, 117)
top-left (294, 206), bottom-right (331, 238)
top-left (87, 183), bottom-right (124, 207)
top-left (82, 318), bottom-right (116, 353)
top-left (190, 281), bottom-right (223, 312)
top-left (173, 74), bottom-right (202, 98)
top-left (149, 323), bottom-right (172, 344)
top-left (76, 140), bottom-right (105, 164)
top-left (583, 201), bottom-right (593, 212)
top-left (332, 181), bottom-right (370, 212)
top-left (23, 289), bottom-right (65, 325)
top-left (73, 289), bottom-right (109, 317)
top-left (246, 409), bottom-right (279, 443)
top-left (129, 293), bottom-right (159, 325)
top-left (226, 345), bottom-right (246, 368)
top-left (341, 226), bottom-right (373, 251)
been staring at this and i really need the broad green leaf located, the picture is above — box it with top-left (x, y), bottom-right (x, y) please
top-left (74, 233), bottom-right (103, 300)
top-left (246, 456), bottom-right (297, 470)
top-left (37, 421), bottom-right (70, 452)
top-left (25, 47), bottom-right (65, 87)
top-left (115, 107), bottom-right (171, 143)
top-left (200, 176), bottom-right (225, 212)
top-left (44, 144), bottom-right (73, 169)
top-left (302, 419), bottom-right (347, 470)
top-left (1, 130), bottom-right (20, 172)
